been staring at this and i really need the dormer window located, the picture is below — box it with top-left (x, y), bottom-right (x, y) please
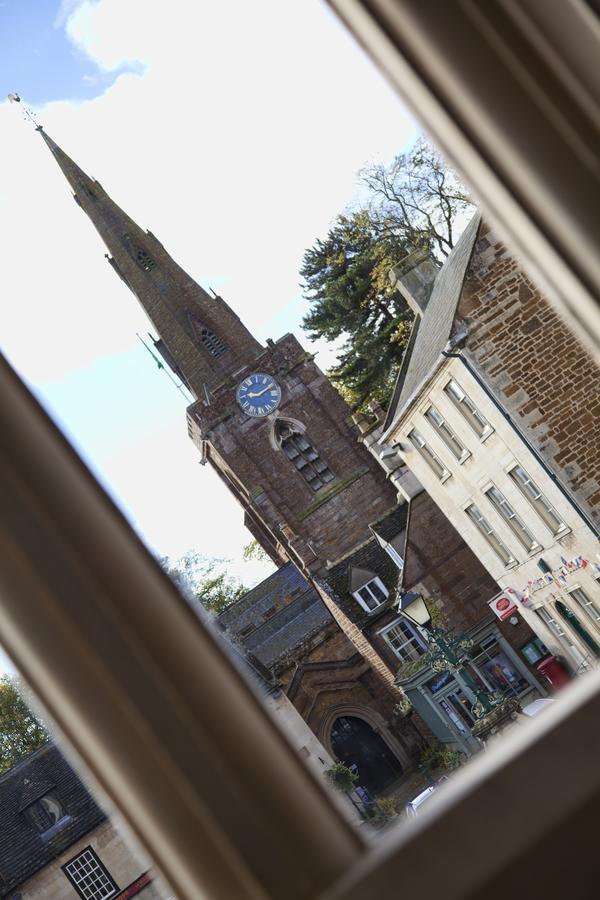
top-left (352, 577), bottom-right (388, 613)
top-left (26, 794), bottom-right (71, 837)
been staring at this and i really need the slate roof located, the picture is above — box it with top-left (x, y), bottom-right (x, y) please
top-left (324, 505), bottom-right (408, 627)
top-left (0, 743), bottom-right (106, 897)
top-left (218, 564), bottom-right (333, 669)
top-left (383, 213), bottom-right (481, 431)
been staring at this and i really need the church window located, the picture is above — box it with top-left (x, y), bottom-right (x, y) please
top-left (199, 326), bottom-right (227, 358)
top-left (63, 847), bottom-right (118, 900)
top-left (277, 422), bottom-right (334, 491)
top-left (134, 246), bottom-right (156, 272)
top-left (352, 577), bottom-right (388, 612)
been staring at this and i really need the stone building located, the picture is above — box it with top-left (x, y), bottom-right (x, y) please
top-left (372, 213), bottom-right (600, 675)
top-left (0, 743), bottom-right (165, 900)
top-left (36, 126), bottom-right (430, 795)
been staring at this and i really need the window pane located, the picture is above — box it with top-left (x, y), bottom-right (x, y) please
top-left (465, 504), bottom-right (514, 565)
top-left (408, 429), bottom-right (447, 479)
top-left (508, 466), bottom-right (566, 533)
top-left (485, 485), bottom-right (538, 550)
top-left (444, 379), bottom-right (490, 437)
top-left (425, 406), bottom-right (467, 460)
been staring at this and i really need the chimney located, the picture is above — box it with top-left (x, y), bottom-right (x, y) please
top-left (389, 248), bottom-right (439, 317)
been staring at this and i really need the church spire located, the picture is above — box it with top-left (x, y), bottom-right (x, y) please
top-left (38, 127), bottom-right (262, 399)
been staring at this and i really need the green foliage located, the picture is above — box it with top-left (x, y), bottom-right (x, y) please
top-left (369, 795), bottom-right (402, 824)
top-left (242, 540), bottom-right (270, 564)
top-left (162, 550), bottom-right (245, 616)
top-left (0, 676), bottom-right (50, 774)
top-left (420, 743), bottom-right (463, 773)
top-left (326, 761), bottom-right (359, 794)
top-left (301, 138), bottom-right (473, 410)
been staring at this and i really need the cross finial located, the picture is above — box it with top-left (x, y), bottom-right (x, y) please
top-left (8, 93), bottom-right (42, 130)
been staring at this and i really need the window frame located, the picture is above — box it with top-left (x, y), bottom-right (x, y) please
top-left (407, 427), bottom-right (451, 482)
top-left (464, 502), bottom-right (517, 567)
top-left (423, 404), bottom-right (471, 463)
top-left (62, 847), bottom-right (119, 900)
top-left (352, 576), bottom-right (389, 613)
top-left (483, 483), bottom-right (540, 553)
top-left (506, 463), bottom-right (569, 537)
top-left (568, 586), bottom-right (600, 628)
top-left (443, 378), bottom-right (493, 440)
top-left (379, 617), bottom-right (427, 663)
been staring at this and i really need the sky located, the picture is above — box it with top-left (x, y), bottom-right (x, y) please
top-left (0, 0), bottom-right (417, 671)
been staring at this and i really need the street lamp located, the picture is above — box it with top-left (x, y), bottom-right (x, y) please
top-left (398, 591), bottom-right (497, 716)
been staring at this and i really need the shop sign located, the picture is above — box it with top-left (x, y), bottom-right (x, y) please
top-left (488, 591), bottom-right (518, 621)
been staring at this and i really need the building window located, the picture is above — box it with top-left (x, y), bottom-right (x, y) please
top-left (465, 504), bottom-right (516, 566)
top-left (63, 847), bottom-right (118, 900)
top-left (443, 379), bottom-right (492, 438)
top-left (484, 485), bottom-right (539, 551)
top-left (507, 465), bottom-right (567, 534)
top-left (26, 794), bottom-right (70, 836)
top-left (352, 577), bottom-right (388, 613)
top-left (535, 605), bottom-right (569, 639)
top-left (134, 246), bottom-right (156, 272)
top-left (199, 326), bottom-right (227, 358)
top-left (408, 428), bottom-right (450, 480)
top-left (381, 618), bottom-right (426, 662)
top-left (469, 638), bottom-right (529, 696)
top-left (424, 406), bottom-right (469, 461)
top-left (278, 424), bottom-right (334, 492)
top-left (568, 587), bottom-right (600, 626)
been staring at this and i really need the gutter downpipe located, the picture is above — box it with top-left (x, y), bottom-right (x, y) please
top-left (442, 349), bottom-right (600, 539)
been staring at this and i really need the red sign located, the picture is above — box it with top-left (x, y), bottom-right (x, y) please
top-left (116, 872), bottom-right (154, 899)
top-left (489, 592), bottom-right (518, 621)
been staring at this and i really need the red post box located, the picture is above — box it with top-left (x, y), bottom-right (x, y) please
top-left (536, 655), bottom-right (572, 691)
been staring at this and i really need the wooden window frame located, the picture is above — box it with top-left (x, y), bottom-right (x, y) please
top-left (2, 2), bottom-right (599, 898)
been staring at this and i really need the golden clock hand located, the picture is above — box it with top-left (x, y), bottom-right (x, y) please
top-left (248, 384), bottom-right (272, 398)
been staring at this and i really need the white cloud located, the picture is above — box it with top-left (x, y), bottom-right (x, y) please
top-left (0, 1), bottom-right (416, 640)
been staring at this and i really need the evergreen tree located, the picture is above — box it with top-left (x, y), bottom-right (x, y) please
top-left (301, 139), bottom-right (473, 410)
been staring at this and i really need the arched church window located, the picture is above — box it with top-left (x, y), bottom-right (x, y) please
top-left (199, 326), bottom-right (227, 358)
top-left (274, 420), bottom-right (334, 492)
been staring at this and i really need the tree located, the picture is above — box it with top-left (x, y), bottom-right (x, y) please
top-left (0, 676), bottom-right (50, 774)
top-left (301, 138), bottom-right (473, 409)
top-left (242, 539), bottom-right (270, 564)
top-left (162, 550), bottom-right (245, 616)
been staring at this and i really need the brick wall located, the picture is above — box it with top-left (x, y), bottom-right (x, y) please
top-left (459, 220), bottom-right (600, 524)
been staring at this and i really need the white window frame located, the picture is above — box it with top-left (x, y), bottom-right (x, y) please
top-left (424, 404), bottom-right (471, 463)
top-left (443, 378), bottom-right (493, 439)
top-left (506, 463), bottom-right (569, 537)
top-left (379, 617), bottom-right (427, 662)
top-left (568, 586), bottom-right (600, 628)
top-left (63, 848), bottom-right (118, 900)
top-left (352, 576), bottom-right (389, 613)
top-left (407, 427), bottom-right (451, 481)
top-left (464, 503), bottom-right (517, 567)
top-left (483, 483), bottom-right (541, 552)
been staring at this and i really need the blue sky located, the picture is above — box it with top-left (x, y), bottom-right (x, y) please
top-left (0, 0), bottom-right (417, 674)
top-left (0, 0), bottom-right (141, 104)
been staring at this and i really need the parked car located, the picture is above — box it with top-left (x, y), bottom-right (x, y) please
top-left (405, 777), bottom-right (449, 818)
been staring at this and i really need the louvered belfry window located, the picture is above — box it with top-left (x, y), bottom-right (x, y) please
top-left (276, 421), bottom-right (334, 491)
top-left (134, 246), bottom-right (156, 272)
top-left (199, 326), bottom-right (227, 358)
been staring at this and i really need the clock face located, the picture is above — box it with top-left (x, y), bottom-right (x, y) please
top-left (236, 372), bottom-right (282, 417)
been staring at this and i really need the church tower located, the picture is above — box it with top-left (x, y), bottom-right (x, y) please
top-left (38, 126), bottom-right (414, 691)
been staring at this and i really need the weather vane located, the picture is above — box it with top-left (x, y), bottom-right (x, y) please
top-left (8, 93), bottom-right (42, 130)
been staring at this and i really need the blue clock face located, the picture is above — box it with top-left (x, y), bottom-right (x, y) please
top-left (236, 372), bottom-right (282, 417)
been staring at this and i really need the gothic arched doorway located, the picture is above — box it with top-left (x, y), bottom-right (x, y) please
top-left (330, 715), bottom-right (404, 796)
